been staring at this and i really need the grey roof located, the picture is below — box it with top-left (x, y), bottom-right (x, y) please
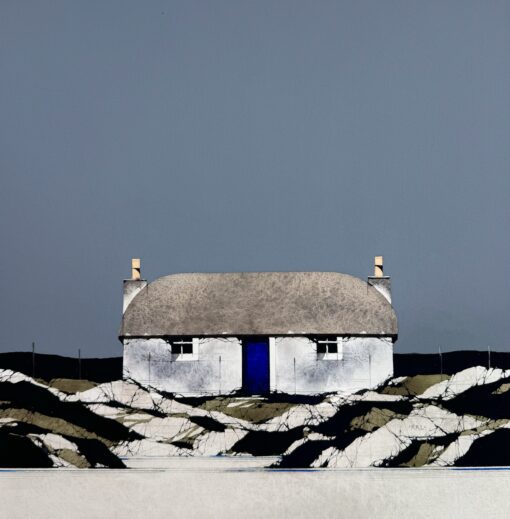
top-left (120, 272), bottom-right (397, 338)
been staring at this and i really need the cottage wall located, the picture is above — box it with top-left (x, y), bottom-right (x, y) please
top-left (123, 337), bottom-right (242, 395)
top-left (271, 336), bottom-right (393, 394)
top-left (123, 335), bottom-right (393, 396)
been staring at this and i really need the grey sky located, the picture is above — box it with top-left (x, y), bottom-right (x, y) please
top-left (1, 1), bottom-right (509, 357)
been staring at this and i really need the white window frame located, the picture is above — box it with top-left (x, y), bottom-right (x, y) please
top-left (315, 336), bottom-right (343, 361)
top-left (169, 338), bottom-right (198, 361)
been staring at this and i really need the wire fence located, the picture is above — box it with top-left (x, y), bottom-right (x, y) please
top-left (1, 343), bottom-right (507, 382)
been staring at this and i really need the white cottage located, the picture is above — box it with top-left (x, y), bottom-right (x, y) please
top-left (119, 257), bottom-right (397, 396)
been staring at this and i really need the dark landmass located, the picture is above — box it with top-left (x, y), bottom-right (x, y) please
top-left (0, 352), bottom-right (122, 382)
top-left (394, 350), bottom-right (509, 376)
top-left (0, 350), bottom-right (507, 382)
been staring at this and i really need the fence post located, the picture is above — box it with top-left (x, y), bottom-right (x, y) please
top-left (219, 355), bottom-right (222, 395)
top-left (439, 346), bottom-right (443, 376)
top-left (368, 351), bottom-right (372, 387)
top-left (488, 346), bottom-right (491, 370)
top-left (78, 349), bottom-right (82, 380)
top-left (32, 342), bottom-right (35, 378)
top-left (148, 352), bottom-right (151, 385)
top-left (293, 357), bottom-right (296, 394)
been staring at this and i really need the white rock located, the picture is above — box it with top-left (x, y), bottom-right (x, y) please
top-left (262, 402), bottom-right (337, 432)
top-left (388, 377), bottom-right (407, 386)
top-left (345, 391), bottom-right (405, 402)
top-left (284, 432), bottom-right (330, 456)
top-left (226, 400), bottom-right (254, 408)
top-left (312, 446), bottom-right (341, 467)
top-left (130, 416), bottom-right (198, 441)
top-left (32, 433), bottom-right (79, 452)
top-left (69, 380), bottom-right (150, 406)
top-left (121, 412), bottom-right (157, 426)
top-left (48, 454), bottom-right (73, 468)
top-left (0, 369), bottom-right (66, 399)
top-left (86, 403), bottom-right (127, 420)
top-left (430, 431), bottom-right (494, 467)
top-left (193, 428), bottom-right (248, 456)
top-left (313, 405), bottom-right (484, 468)
top-left (113, 439), bottom-right (185, 457)
top-left (419, 367), bottom-right (510, 401)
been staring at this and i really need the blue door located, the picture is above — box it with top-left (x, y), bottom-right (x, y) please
top-left (243, 338), bottom-right (270, 395)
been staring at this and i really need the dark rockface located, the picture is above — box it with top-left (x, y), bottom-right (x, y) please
top-left (455, 429), bottom-right (510, 467)
top-left (1, 359), bottom-right (510, 469)
top-left (0, 380), bottom-right (139, 444)
top-left (0, 428), bottom-right (54, 468)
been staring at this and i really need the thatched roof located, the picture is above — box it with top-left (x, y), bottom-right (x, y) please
top-left (120, 272), bottom-right (397, 338)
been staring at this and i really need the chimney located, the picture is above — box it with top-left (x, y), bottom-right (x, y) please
top-left (368, 255), bottom-right (392, 304)
top-left (123, 258), bottom-right (147, 313)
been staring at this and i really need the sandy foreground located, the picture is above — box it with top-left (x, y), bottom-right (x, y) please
top-left (1, 458), bottom-right (509, 519)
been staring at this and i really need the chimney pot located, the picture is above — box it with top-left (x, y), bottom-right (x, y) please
top-left (374, 255), bottom-right (384, 278)
top-left (131, 258), bottom-right (141, 280)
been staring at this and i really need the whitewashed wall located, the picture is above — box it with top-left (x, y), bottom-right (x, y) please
top-left (123, 336), bottom-right (393, 395)
top-left (270, 337), bottom-right (394, 394)
top-left (123, 337), bottom-right (242, 395)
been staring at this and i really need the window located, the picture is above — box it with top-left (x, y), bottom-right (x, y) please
top-left (317, 341), bottom-right (338, 354)
top-left (171, 341), bottom-right (193, 355)
top-left (167, 338), bottom-right (197, 360)
top-left (314, 336), bottom-right (342, 360)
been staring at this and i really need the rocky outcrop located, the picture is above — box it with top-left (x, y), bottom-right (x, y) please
top-left (1, 366), bottom-right (509, 468)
